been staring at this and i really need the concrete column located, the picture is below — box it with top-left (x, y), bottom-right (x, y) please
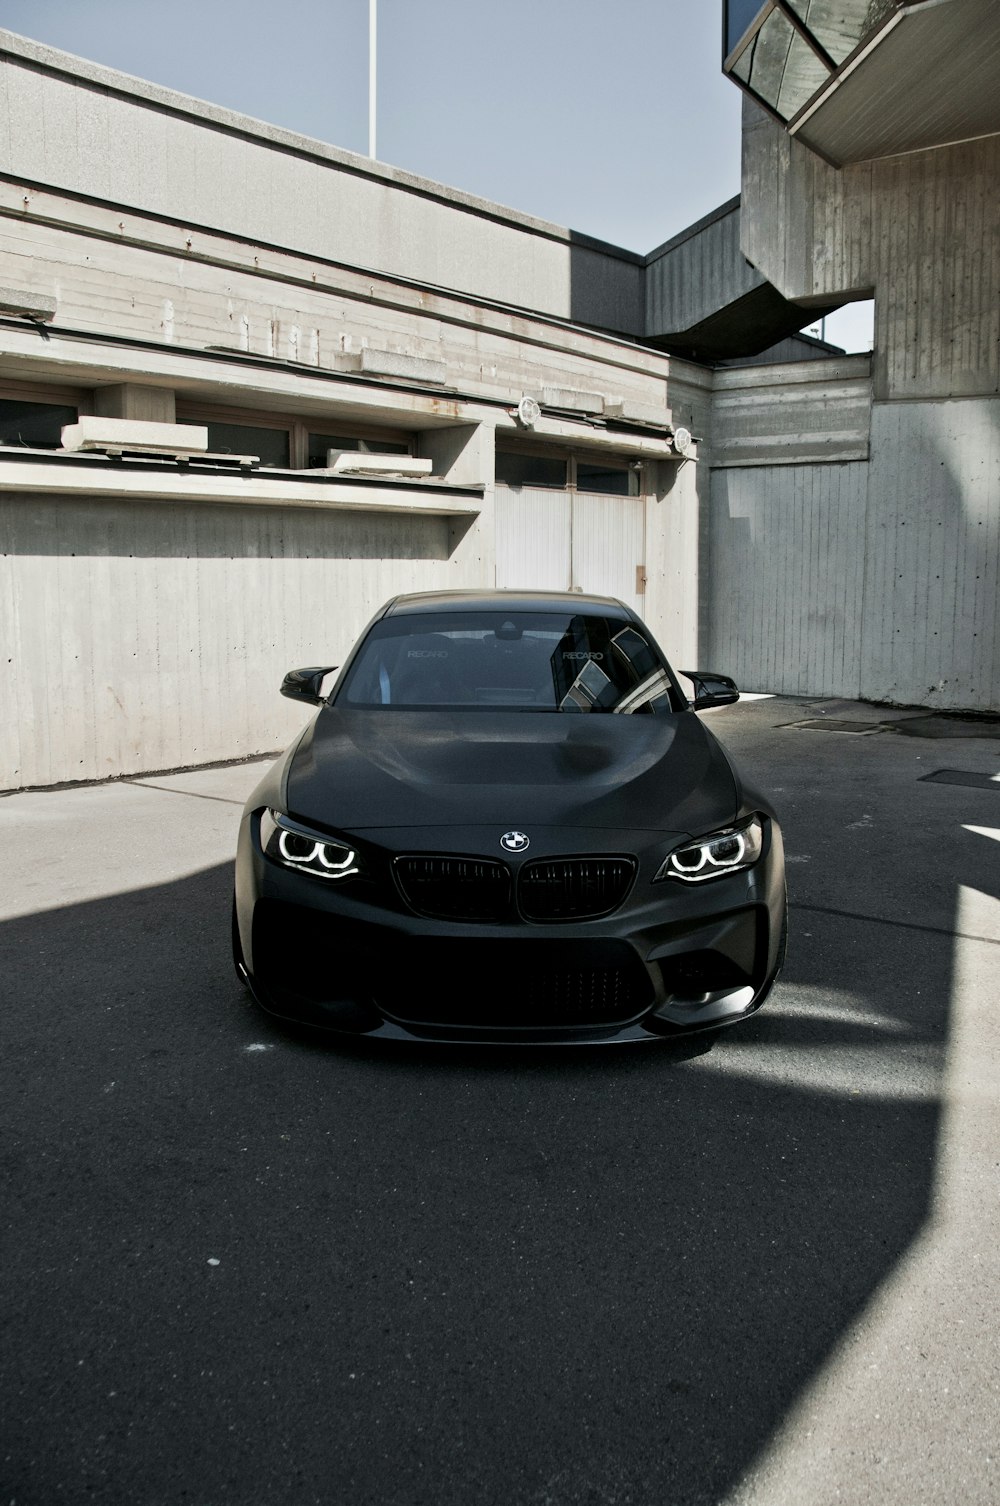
top-left (92, 384), bottom-right (177, 423)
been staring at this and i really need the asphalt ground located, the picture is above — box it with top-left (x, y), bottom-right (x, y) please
top-left (2, 696), bottom-right (998, 1506)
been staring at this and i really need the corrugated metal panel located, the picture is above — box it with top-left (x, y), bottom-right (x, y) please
top-left (712, 359), bottom-right (872, 467)
top-left (571, 493), bottom-right (646, 613)
top-left (495, 486), bottom-right (571, 593)
top-left (0, 495), bottom-right (457, 789)
top-left (495, 486), bottom-right (646, 614)
top-left (860, 400), bottom-right (1000, 712)
top-left (708, 463), bottom-right (869, 696)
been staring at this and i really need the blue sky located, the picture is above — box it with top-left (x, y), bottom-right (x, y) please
top-left (0, 0), bottom-right (872, 348)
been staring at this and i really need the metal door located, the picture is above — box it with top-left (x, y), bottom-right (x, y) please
top-left (495, 484), bottom-right (645, 612)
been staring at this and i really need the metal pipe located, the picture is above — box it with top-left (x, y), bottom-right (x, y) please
top-left (369, 0), bottom-right (377, 159)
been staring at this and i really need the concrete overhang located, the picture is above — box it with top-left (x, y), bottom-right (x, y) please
top-left (0, 451), bottom-right (483, 516)
top-left (790, 0), bottom-right (1000, 165)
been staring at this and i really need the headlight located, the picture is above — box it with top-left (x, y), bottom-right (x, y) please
top-left (655, 816), bottom-right (764, 883)
top-left (260, 809), bottom-right (362, 881)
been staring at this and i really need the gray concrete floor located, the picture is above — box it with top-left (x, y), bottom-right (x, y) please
top-left (1, 696), bottom-right (998, 1506)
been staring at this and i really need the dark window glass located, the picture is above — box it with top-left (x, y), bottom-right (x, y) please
top-left (495, 451), bottom-right (567, 489)
top-left (732, 7), bottom-right (830, 118)
top-left (786, 0), bottom-right (877, 64)
top-left (726, 0), bottom-right (766, 54)
top-left (207, 422), bottom-right (289, 468)
top-left (336, 611), bottom-right (677, 714)
top-left (307, 432), bottom-right (409, 467)
top-left (576, 461), bottom-right (632, 495)
top-left (0, 400), bottom-right (77, 449)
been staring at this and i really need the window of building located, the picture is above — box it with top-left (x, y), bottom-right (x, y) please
top-left (0, 398), bottom-right (78, 449)
top-left (177, 402), bottom-right (414, 470)
top-left (575, 460), bottom-right (633, 496)
top-left (307, 432), bottom-right (410, 467)
top-left (731, 7), bottom-right (831, 119)
top-left (495, 450), bottom-right (568, 489)
top-left (496, 447), bottom-right (639, 495)
top-left (205, 421), bottom-right (290, 468)
top-left (726, 0), bottom-right (766, 55)
top-left (724, 1), bottom-right (880, 121)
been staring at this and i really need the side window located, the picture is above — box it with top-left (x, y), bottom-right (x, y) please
top-left (0, 399), bottom-right (77, 449)
top-left (495, 451), bottom-right (568, 488)
top-left (308, 432), bottom-right (410, 467)
top-left (206, 422), bottom-right (289, 468)
top-left (576, 459), bottom-right (634, 495)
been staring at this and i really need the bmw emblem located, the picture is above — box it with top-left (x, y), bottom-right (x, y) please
top-left (500, 830), bottom-right (530, 853)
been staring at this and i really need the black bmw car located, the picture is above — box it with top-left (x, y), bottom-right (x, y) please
top-left (233, 590), bottom-right (786, 1043)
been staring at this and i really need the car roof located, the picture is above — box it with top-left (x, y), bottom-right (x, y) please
top-left (381, 589), bottom-right (634, 618)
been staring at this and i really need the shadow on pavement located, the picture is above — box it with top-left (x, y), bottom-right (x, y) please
top-left (1, 849), bottom-right (955, 1506)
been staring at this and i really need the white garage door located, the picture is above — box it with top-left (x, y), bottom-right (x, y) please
top-left (495, 486), bottom-right (646, 612)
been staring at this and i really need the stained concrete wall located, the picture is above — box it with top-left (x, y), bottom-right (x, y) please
top-left (0, 29), bottom-right (643, 337)
top-left (723, 97), bottom-right (1000, 711)
top-left (740, 100), bottom-right (1000, 402)
top-left (707, 397), bottom-right (1000, 711)
top-left (0, 494), bottom-right (465, 787)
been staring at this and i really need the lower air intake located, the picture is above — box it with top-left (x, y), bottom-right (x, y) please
top-left (382, 939), bottom-right (652, 1029)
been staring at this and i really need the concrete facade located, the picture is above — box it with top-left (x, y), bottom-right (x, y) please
top-left (0, 30), bottom-right (700, 789)
top-left (708, 94), bottom-right (1000, 712)
top-left (0, 16), bottom-right (997, 789)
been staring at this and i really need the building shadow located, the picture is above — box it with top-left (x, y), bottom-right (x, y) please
top-left (0, 842), bottom-right (963, 1505)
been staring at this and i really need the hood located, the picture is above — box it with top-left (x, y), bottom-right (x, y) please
top-left (285, 708), bottom-right (739, 836)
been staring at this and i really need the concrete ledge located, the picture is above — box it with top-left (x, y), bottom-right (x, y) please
top-left (352, 349), bottom-right (449, 385)
top-left (61, 416), bottom-right (209, 454)
top-left (323, 452), bottom-right (435, 478)
top-left (0, 457), bottom-right (482, 516)
top-left (0, 285), bottom-right (57, 321)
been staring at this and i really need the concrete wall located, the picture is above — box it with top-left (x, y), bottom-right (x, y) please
top-left (0, 30), bottom-right (643, 337)
top-left (712, 356), bottom-right (871, 467)
top-left (740, 100), bottom-right (1000, 402)
top-left (0, 494), bottom-right (464, 787)
top-left (645, 199), bottom-right (765, 338)
top-left (727, 97), bottom-right (1000, 712)
top-left (0, 182), bottom-right (666, 421)
top-left (0, 31), bottom-right (686, 788)
top-left (707, 396), bottom-right (1000, 711)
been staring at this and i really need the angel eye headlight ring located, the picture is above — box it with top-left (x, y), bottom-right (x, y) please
top-left (656, 816), bottom-right (764, 884)
top-left (261, 809), bottom-right (362, 881)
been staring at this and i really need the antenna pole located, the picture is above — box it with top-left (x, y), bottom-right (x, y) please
top-left (368, 0), bottom-right (377, 159)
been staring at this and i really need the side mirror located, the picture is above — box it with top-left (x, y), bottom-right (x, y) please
top-left (681, 670), bottom-right (740, 710)
top-left (280, 666), bottom-right (338, 706)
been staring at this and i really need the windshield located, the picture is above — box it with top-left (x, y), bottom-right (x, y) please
top-left (335, 611), bottom-right (680, 713)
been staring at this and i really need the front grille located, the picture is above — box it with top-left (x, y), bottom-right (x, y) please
top-left (394, 856), bottom-right (511, 922)
top-left (517, 857), bottom-right (636, 921)
top-left (382, 939), bottom-right (652, 1028)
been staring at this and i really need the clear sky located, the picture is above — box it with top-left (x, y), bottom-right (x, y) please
top-left (0, 0), bottom-right (873, 349)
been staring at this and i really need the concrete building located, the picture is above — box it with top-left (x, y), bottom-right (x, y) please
top-left (718, 0), bottom-right (1000, 710)
top-left (0, 5), bottom-right (996, 789)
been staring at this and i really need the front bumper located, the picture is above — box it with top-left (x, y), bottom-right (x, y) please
top-left (233, 813), bottom-right (786, 1044)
